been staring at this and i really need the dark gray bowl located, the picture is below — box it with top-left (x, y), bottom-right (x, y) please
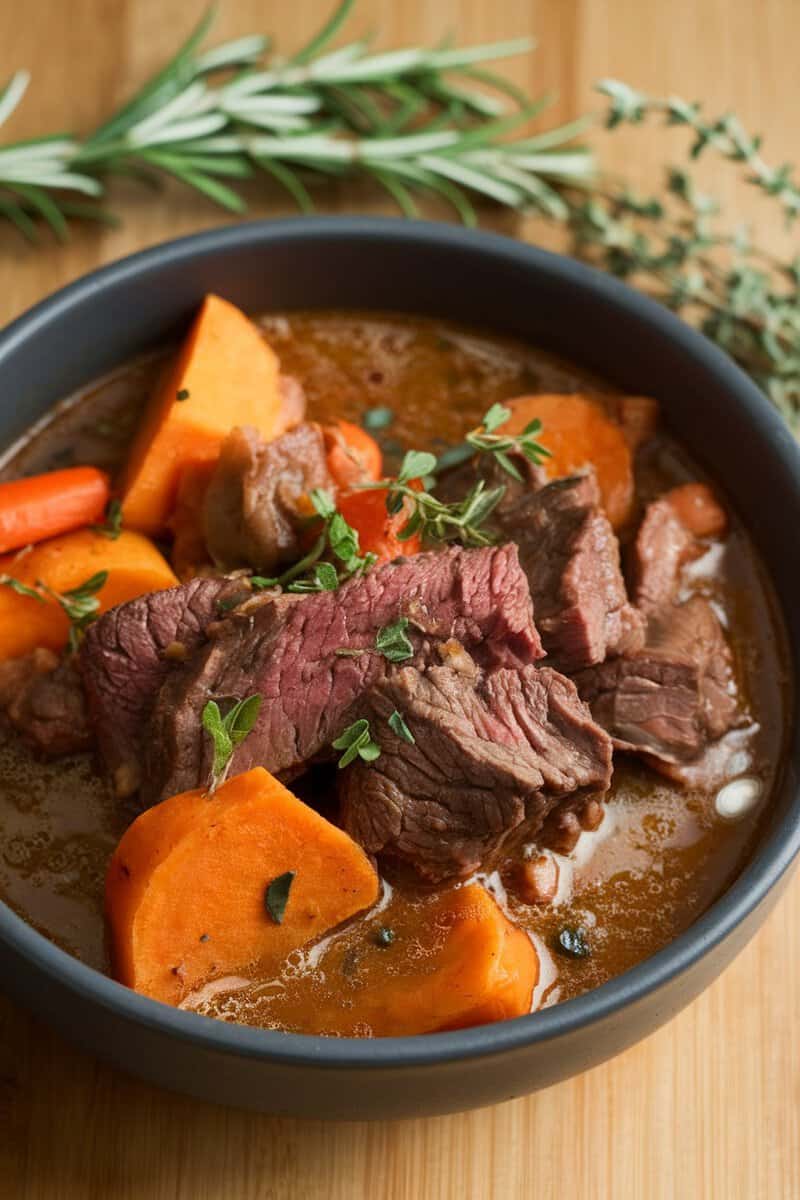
top-left (0, 218), bottom-right (798, 1119)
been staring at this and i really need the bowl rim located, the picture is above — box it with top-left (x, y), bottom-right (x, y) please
top-left (1, 214), bottom-right (798, 1071)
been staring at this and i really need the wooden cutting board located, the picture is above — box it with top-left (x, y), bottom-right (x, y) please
top-left (0, 2), bottom-right (797, 1196)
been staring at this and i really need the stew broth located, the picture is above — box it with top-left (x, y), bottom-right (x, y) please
top-left (0, 312), bottom-right (789, 1034)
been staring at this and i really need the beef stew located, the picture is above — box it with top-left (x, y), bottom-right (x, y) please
top-left (0, 302), bottom-right (789, 1037)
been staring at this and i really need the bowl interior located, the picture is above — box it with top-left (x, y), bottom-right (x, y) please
top-left (0, 217), bottom-right (798, 1068)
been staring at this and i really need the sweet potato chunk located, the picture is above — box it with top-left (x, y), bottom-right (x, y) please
top-left (120, 295), bottom-right (283, 534)
top-left (105, 766), bottom-right (380, 1006)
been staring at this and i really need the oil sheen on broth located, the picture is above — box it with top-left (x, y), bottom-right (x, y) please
top-left (0, 312), bottom-right (788, 1035)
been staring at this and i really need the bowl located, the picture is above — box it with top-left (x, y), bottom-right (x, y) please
top-left (0, 217), bottom-right (798, 1120)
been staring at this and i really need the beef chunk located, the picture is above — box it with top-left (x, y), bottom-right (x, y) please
top-left (80, 576), bottom-right (246, 796)
top-left (435, 448), bottom-right (546, 517)
top-left (574, 596), bottom-right (739, 767)
top-left (498, 473), bottom-right (644, 672)
top-left (338, 660), bottom-right (612, 880)
top-left (0, 650), bottom-right (91, 757)
top-left (144, 544), bottom-right (543, 804)
top-left (603, 394), bottom-right (659, 452)
top-left (631, 497), bottom-right (696, 615)
top-left (203, 422), bottom-right (332, 572)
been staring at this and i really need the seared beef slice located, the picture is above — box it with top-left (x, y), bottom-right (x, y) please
top-left (498, 473), bottom-right (643, 672)
top-left (144, 544), bottom-right (543, 804)
top-left (575, 595), bottom-right (738, 766)
top-left (0, 650), bottom-right (91, 758)
top-left (203, 422), bottom-right (332, 572)
top-left (80, 576), bottom-right (244, 795)
top-left (339, 661), bottom-right (612, 880)
top-left (631, 496), bottom-right (695, 615)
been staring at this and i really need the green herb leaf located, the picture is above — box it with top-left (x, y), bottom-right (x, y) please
top-left (555, 926), bottom-right (591, 959)
top-left (176, 388), bottom-right (190, 401)
top-left (92, 497), bottom-right (123, 540)
top-left (332, 718), bottom-right (381, 768)
top-left (201, 693), bottom-right (262, 790)
top-left (375, 925), bottom-right (396, 947)
top-left (397, 449), bottom-right (438, 483)
top-left (465, 404), bottom-right (551, 479)
top-left (375, 617), bottom-right (414, 663)
top-left (388, 708), bottom-right (415, 743)
top-left (362, 406), bottom-right (394, 431)
top-left (264, 871), bottom-right (295, 924)
top-left (0, 574), bottom-right (45, 602)
top-left (309, 488), bottom-right (337, 520)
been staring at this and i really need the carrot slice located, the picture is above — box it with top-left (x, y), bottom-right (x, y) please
top-left (105, 766), bottom-right (379, 1006)
top-left (120, 295), bottom-right (284, 535)
top-left (337, 487), bottom-right (422, 562)
top-left (0, 528), bottom-right (177, 660)
top-left (500, 393), bottom-right (634, 528)
top-left (324, 420), bottom-right (383, 489)
top-left (363, 884), bottom-right (538, 1035)
top-left (664, 482), bottom-right (727, 539)
top-left (0, 466), bottom-right (110, 555)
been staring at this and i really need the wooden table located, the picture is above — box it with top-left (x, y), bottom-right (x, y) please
top-left (0, 2), bottom-right (798, 1196)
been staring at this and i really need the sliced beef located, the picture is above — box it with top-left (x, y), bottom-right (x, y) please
top-left (574, 596), bottom-right (739, 767)
top-left (498, 473), bottom-right (644, 672)
top-left (0, 650), bottom-right (91, 758)
top-left (203, 422), bottom-right (332, 572)
top-left (80, 576), bottom-right (246, 796)
top-left (144, 544), bottom-right (542, 804)
top-left (338, 659), bottom-right (612, 880)
top-left (631, 497), bottom-right (696, 615)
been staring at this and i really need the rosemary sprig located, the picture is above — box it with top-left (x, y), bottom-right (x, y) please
top-left (0, 0), bottom-right (592, 240)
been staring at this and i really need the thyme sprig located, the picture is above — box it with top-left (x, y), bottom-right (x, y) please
top-left (563, 82), bottom-right (800, 425)
top-left (1, 569), bottom-right (107, 652)
top-left (201, 694), bottom-right (262, 791)
top-left (362, 448), bottom-right (506, 548)
top-left (465, 402), bottom-right (551, 481)
top-left (0, 0), bottom-right (592, 240)
top-left (253, 488), bottom-right (376, 594)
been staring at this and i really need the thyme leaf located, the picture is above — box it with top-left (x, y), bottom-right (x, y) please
top-left (388, 709), bottom-right (415, 744)
top-left (264, 871), bottom-right (295, 924)
top-left (201, 694), bottom-right (262, 791)
top-left (333, 717), bottom-right (381, 768)
top-left (375, 617), bottom-right (414, 663)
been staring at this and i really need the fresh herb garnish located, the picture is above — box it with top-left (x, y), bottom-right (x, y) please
top-left (555, 926), bottom-right (591, 959)
top-left (201, 694), bottom-right (262, 791)
top-left (333, 718), bottom-right (381, 768)
top-left (252, 490), bottom-right (376, 595)
top-left (39, 570), bottom-right (108, 652)
top-left (375, 926), bottom-right (396, 947)
top-left (360, 449), bottom-right (505, 548)
top-left (375, 617), bottom-right (414, 663)
top-left (388, 709), bottom-right (415, 744)
top-left (176, 388), bottom-right (190, 402)
top-left (264, 871), bottom-right (295, 925)
top-left (92, 497), bottom-right (123, 540)
top-left (362, 407), bottom-right (394, 432)
top-left (465, 404), bottom-right (551, 481)
top-left (0, 573), bottom-right (46, 602)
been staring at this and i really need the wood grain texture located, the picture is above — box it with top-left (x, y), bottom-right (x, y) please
top-left (0, 2), bottom-right (798, 1197)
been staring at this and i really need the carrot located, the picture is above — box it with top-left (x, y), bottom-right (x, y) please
top-left (0, 528), bottom-right (177, 660)
top-left (337, 486), bottom-right (422, 562)
top-left (361, 884), bottom-right (538, 1035)
top-left (120, 295), bottom-right (284, 535)
top-left (500, 393), bottom-right (634, 529)
top-left (664, 482), bottom-right (727, 539)
top-left (105, 766), bottom-right (379, 1006)
top-left (0, 466), bottom-right (110, 554)
top-left (168, 460), bottom-right (216, 580)
top-left (324, 420), bottom-right (383, 489)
